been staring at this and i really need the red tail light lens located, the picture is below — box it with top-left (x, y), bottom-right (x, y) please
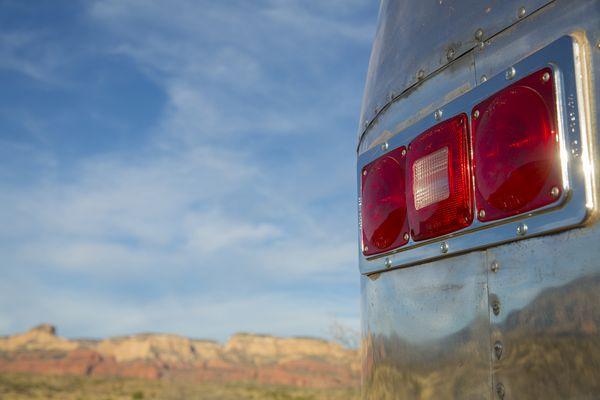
top-left (472, 68), bottom-right (561, 222)
top-left (406, 114), bottom-right (473, 241)
top-left (361, 146), bottom-right (409, 256)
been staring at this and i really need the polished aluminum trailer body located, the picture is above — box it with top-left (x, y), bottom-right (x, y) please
top-left (357, 1), bottom-right (600, 398)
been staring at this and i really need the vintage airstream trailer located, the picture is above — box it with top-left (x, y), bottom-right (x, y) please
top-left (357, 0), bottom-right (600, 398)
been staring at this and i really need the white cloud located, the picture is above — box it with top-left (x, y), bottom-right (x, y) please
top-left (0, 0), bottom-right (374, 340)
top-left (0, 32), bottom-right (59, 82)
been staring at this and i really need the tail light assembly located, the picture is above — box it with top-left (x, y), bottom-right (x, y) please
top-left (358, 36), bottom-right (592, 273)
top-left (406, 114), bottom-right (473, 241)
top-left (361, 146), bottom-right (409, 256)
top-left (472, 68), bottom-right (563, 222)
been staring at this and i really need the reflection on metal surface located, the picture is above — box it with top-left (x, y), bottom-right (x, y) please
top-left (488, 227), bottom-right (600, 399)
top-left (359, 0), bottom-right (553, 132)
top-left (358, 54), bottom-right (475, 155)
top-left (359, 0), bottom-right (600, 398)
top-left (362, 229), bottom-right (600, 398)
top-left (361, 252), bottom-right (491, 399)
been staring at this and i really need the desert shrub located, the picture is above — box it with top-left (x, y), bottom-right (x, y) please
top-left (131, 390), bottom-right (144, 399)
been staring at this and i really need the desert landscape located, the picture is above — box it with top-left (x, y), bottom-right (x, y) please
top-left (0, 324), bottom-right (360, 399)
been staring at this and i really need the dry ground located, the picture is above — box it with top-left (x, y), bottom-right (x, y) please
top-left (0, 373), bottom-right (360, 400)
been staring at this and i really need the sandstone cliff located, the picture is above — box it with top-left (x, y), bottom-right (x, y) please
top-left (0, 324), bottom-right (79, 352)
top-left (0, 325), bottom-right (359, 388)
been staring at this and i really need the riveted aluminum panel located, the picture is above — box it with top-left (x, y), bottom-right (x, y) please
top-left (487, 226), bottom-right (600, 399)
top-left (477, 1), bottom-right (600, 398)
top-left (361, 251), bottom-right (491, 399)
top-left (359, 0), bottom-right (600, 399)
top-left (359, 0), bottom-right (553, 134)
top-left (357, 52), bottom-right (476, 154)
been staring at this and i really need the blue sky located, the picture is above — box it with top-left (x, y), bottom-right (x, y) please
top-left (0, 0), bottom-right (378, 341)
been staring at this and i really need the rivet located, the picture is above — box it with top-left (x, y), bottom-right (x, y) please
top-left (381, 142), bottom-right (389, 151)
top-left (475, 28), bottom-right (484, 41)
top-left (518, 6), bottom-right (526, 18)
top-left (362, 169), bottom-right (367, 176)
top-left (542, 72), bottom-right (551, 82)
top-left (417, 69), bottom-right (425, 80)
top-left (505, 66), bottom-right (516, 80)
top-left (496, 383), bottom-right (506, 399)
top-left (401, 148), bottom-right (407, 156)
top-left (494, 341), bottom-right (503, 360)
top-left (492, 300), bottom-right (501, 316)
top-left (440, 242), bottom-right (449, 254)
top-left (364, 120), bottom-right (369, 128)
top-left (491, 261), bottom-right (499, 273)
top-left (447, 48), bottom-right (455, 61)
top-left (597, 40), bottom-right (600, 50)
top-left (364, 245), bottom-right (369, 252)
top-left (478, 209), bottom-right (486, 219)
top-left (434, 109), bottom-right (443, 121)
top-left (473, 109), bottom-right (480, 119)
top-left (516, 223), bottom-right (528, 236)
top-left (403, 232), bottom-right (409, 241)
top-left (550, 186), bottom-right (560, 198)
top-left (385, 258), bottom-right (392, 268)
top-left (480, 75), bottom-right (487, 83)
top-left (571, 140), bottom-right (580, 157)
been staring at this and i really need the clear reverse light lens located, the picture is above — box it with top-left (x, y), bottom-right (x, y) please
top-left (413, 147), bottom-right (450, 210)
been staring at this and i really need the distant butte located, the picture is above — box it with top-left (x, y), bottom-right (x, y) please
top-left (0, 325), bottom-right (359, 388)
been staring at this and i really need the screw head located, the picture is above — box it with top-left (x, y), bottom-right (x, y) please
top-left (401, 148), bottom-right (407, 156)
top-left (518, 6), bottom-right (526, 18)
top-left (362, 169), bottom-right (367, 176)
top-left (440, 242), bottom-right (449, 254)
top-left (492, 300), bottom-right (501, 316)
top-left (505, 66), bottom-right (516, 80)
top-left (571, 140), bottom-right (580, 157)
top-left (516, 223), bottom-right (528, 236)
top-left (446, 48), bottom-right (455, 61)
top-left (480, 75), bottom-right (487, 83)
top-left (550, 186), bottom-right (560, 198)
top-left (381, 142), bottom-right (389, 151)
top-left (417, 69), bottom-right (425, 80)
top-left (385, 258), bottom-right (392, 268)
top-left (478, 209), bottom-right (486, 219)
top-left (473, 109), bottom-right (480, 119)
top-left (364, 120), bottom-right (369, 128)
top-left (496, 383), bottom-right (506, 399)
top-left (494, 341), bottom-right (503, 360)
top-left (491, 261), bottom-right (499, 273)
top-left (363, 245), bottom-right (369, 252)
top-left (542, 72), bottom-right (551, 82)
top-left (434, 109), bottom-right (443, 121)
top-left (403, 232), bottom-right (409, 241)
top-left (475, 28), bottom-right (484, 40)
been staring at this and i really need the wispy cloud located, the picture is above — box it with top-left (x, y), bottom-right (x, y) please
top-left (0, 0), bottom-right (376, 341)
